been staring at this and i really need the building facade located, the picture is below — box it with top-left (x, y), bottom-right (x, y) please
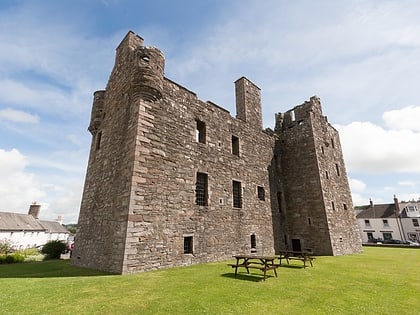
top-left (71, 31), bottom-right (362, 274)
top-left (356, 196), bottom-right (420, 243)
top-left (0, 204), bottom-right (69, 250)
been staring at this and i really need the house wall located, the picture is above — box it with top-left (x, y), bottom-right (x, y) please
top-left (0, 231), bottom-right (68, 250)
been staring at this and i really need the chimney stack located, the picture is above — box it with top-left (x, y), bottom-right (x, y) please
top-left (28, 202), bottom-right (41, 219)
top-left (393, 194), bottom-right (400, 216)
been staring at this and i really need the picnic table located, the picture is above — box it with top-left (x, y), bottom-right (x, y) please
top-left (277, 250), bottom-right (314, 268)
top-left (228, 255), bottom-right (278, 280)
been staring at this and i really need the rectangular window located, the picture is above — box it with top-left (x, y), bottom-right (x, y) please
top-left (184, 236), bottom-right (193, 254)
top-left (367, 232), bottom-right (373, 240)
top-left (195, 172), bottom-right (208, 206)
top-left (257, 186), bottom-right (265, 201)
top-left (413, 219), bottom-right (419, 227)
top-left (335, 163), bottom-right (340, 176)
top-left (231, 135), bottom-right (239, 156)
top-left (96, 131), bottom-right (102, 150)
top-left (331, 201), bottom-right (335, 211)
top-left (382, 232), bottom-right (392, 240)
top-left (364, 220), bottom-right (371, 227)
top-left (233, 180), bottom-right (242, 208)
top-left (250, 234), bottom-right (256, 250)
top-left (196, 120), bottom-right (206, 144)
top-left (277, 192), bottom-right (282, 213)
top-left (383, 219), bottom-right (389, 227)
top-left (343, 203), bottom-right (348, 210)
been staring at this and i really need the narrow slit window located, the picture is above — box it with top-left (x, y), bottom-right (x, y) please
top-left (233, 180), bottom-right (242, 208)
top-left (331, 201), bottom-right (335, 211)
top-left (257, 186), bottom-right (265, 201)
top-left (196, 120), bottom-right (206, 144)
top-left (195, 172), bottom-right (208, 206)
top-left (250, 234), bottom-right (257, 252)
top-left (95, 131), bottom-right (102, 150)
top-left (277, 192), bottom-right (282, 213)
top-left (232, 135), bottom-right (239, 156)
top-left (335, 163), bottom-right (340, 176)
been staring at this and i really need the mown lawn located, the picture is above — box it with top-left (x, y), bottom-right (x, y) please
top-left (0, 247), bottom-right (418, 314)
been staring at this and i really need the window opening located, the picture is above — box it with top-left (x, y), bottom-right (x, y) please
top-left (383, 219), bottom-right (389, 227)
top-left (232, 180), bottom-right (242, 208)
top-left (277, 192), bottom-right (282, 213)
top-left (413, 219), bottom-right (419, 227)
top-left (308, 217), bottom-right (312, 225)
top-left (184, 236), bottom-right (193, 254)
top-left (257, 186), bottom-right (265, 201)
top-left (331, 138), bottom-right (335, 148)
top-left (367, 232), bottom-right (373, 240)
top-left (365, 220), bottom-right (371, 227)
top-left (195, 172), bottom-right (208, 206)
top-left (335, 163), bottom-right (340, 176)
top-left (382, 232), bottom-right (392, 240)
top-left (96, 131), bottom-right (102, 150)
top-left (343, 203), bottom-right (348, 210)
top-left (231, 135), bottom-right (239, 156)
top-left (250, 234), bottom-right (257, 252)
top-left (290, 110), bottom-right (295, 121)
top-left (325, 171), bottom-right (329, 179)
top-left (196, 120), bottom-right (206, 144)
top-left (331, 201), bottom-right (335, 211)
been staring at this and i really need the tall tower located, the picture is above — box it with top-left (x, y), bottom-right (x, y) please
top-left (274, 96), bottom-right (362, 255)
top-left (72, 31), bottom-right (165, 273)
top-left (235, 77), bottom-right (262, 129)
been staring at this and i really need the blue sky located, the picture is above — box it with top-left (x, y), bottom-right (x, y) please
top-left (1, 0), bottom-right (420, 223)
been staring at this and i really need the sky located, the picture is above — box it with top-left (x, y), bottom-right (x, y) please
top-left (1, 0), bottom-right (420, 224)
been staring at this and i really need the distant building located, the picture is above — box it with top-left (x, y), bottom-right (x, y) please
top-left (72, 31), bottom-right (362, 275)
top-left (0, 203), bottom-right (69, 249)
top-left (356, 196), bottom-right (420, 243)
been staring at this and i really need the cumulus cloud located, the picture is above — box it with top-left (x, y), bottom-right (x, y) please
top-left (382, 106), bottom-right (420, 132)
top-left (336, 118), bottom-right (420, 173)
top-left (0, 108), bottom-right (39, 123)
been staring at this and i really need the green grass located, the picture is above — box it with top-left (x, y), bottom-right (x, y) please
top-left (0, 247), bottom-right (418, 314)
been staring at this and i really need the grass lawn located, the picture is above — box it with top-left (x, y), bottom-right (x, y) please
top-left (0, 246), bottom-right (418, 314)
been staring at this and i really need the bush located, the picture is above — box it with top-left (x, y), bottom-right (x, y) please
top-left (0, 253), bottom-right (25, 264)
top-left (41, 240), bottom-right (67, 260)
top-left (0, 240), bottom-right (13, 255)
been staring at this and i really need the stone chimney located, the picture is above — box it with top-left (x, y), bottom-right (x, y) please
top-left (393, 195), bottom-right (400, 216)
top-left (369, 198), bottom-right (374, 208)
top-left (56, 215), bottom-right (63, 225)
top-left (28, 202), bottom-right (41, 219)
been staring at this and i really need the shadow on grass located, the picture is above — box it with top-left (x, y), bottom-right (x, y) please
top-left (221, 272), bottom-right (276, 282)
top-left (0, 259), bottom-right (113, 278)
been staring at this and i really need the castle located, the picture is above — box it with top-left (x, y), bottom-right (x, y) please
top-left (71, 31), bottom-right (362, 274)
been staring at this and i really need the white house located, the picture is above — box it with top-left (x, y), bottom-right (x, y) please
top-left (0, 203), bottom-right (69, 250)
top-left (356, 196), bottom-right (420, 244)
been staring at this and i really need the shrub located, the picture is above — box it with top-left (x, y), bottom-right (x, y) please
top-left (0, 240), bottom-right (13, 255)
top-left (41, 240), bottom-right (67, 260)
top-left (0, 253), bottom-right (24, 264)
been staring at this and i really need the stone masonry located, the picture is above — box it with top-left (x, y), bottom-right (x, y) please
top-left (71, 31), bottom-right (362, 274)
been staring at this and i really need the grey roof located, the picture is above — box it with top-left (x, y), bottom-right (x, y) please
top-left (39, 220), bottom-right (69, 233)
top-left (356, 204), bottom-right (397, 219)
top-left (0, 212), bottom-right (45, 231)
top-left (0, 211), bottom-right (69, 234)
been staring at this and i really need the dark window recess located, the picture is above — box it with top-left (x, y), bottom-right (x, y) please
top-left (343, 203), bottom-right (348, 210)
top-left (335, 163), bottom-right (341, 176)
top-left (184, 236), bottom-right (193, 254)
top-left (325, 171), bottom-right (329, 179)
top-left (232, 135), bottom-right (239, 156)
top-left (196, 120), bottom-right (206, 144)
top-left (96, 131), bottom-right (102, 150)
top-left (331, 201), bottom-right (335, 211)
top-left (233, 180), bottom-right (242, 208)
top-left (331, 138), bottom-right (335, 149)
top-left (277, 192), bottom-right (282, 213)
top-left (195, 172), bottom-right (208, 206)
top-left (308, 217), bottom-right (312, 225)
top-left (250, 234), bottom-right (257, 252)
top-left (257, 186), bottom-right (265, 201)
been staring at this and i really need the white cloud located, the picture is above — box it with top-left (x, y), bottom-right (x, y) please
top-left (382, 106), bottom-right (420, 132)
top-left (0, 108), bottom-right (39, 123)
top-left (336, 120), bottom-right (420, 173)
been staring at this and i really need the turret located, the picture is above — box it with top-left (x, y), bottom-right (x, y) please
top-left (235, 77), bottom-right (262, 129)
top-left (88, 90), bottom-right (105, 135)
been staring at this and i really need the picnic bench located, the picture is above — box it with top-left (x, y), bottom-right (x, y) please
top-left (228, 255), bottom-right (278, 280)
top-left (277, 250), bottom-right (315, 268)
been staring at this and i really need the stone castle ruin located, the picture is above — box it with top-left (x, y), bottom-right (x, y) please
top-left (71, 31), bottom-right (362, 274)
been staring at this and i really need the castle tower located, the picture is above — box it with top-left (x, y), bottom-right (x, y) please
top-left (72, 31), bottom-right (165, 273)
top-left (274, 96), bottom-right (362, 255)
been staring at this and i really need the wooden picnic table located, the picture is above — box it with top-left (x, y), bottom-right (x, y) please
top-left (277, 250), bottom-right (314, 268)
top-left (228, 255), bottom-right (278, 280)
